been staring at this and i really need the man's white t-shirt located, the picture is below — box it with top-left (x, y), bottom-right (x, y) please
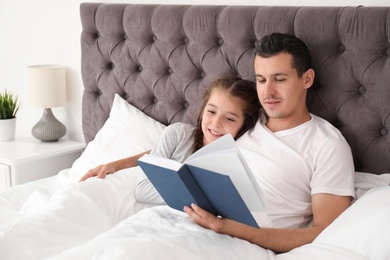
top-left (237, 113), bottom-right (355, 229)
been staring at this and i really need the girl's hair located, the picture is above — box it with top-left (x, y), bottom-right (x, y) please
top-left (192, 76), bottom-right (261, 152)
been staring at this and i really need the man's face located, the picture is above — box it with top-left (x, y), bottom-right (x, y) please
top-left (254, 52), bottom-right (313, 130)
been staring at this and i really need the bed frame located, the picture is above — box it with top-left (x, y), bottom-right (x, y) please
top-left (80, 3), bottom-right (390, 175)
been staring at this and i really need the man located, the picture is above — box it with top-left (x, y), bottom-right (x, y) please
top-left (184, 32), bottom-right (355, 253)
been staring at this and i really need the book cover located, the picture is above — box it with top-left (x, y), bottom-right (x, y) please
top-left (136, 160), bottom-right (216, 215)
top-left (137, 134), bottom-right (264, 228)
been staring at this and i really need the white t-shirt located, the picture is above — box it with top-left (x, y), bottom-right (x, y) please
top-left (237, 113), bottom-right (355, 229)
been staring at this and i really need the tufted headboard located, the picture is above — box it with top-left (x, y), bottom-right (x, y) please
top-left (80, 4), bottom-right (390, 175)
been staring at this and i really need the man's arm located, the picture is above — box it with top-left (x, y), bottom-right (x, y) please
top-left (184, 193), bottom-right (351, 253)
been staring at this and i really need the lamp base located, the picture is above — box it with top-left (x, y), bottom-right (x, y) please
top-left (32, 108), bottom-right (67, 142)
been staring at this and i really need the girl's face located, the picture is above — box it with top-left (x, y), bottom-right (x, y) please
top-left (201, 88), bottom-right (245, 146)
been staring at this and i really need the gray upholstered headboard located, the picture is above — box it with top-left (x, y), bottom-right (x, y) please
top-left (80, 4), bottom-right (390, 174)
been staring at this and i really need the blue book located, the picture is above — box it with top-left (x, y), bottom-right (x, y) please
top-left (137, 134), bottom-right (264, 228)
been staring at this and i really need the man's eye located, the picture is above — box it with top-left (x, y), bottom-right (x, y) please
top-left (257, 79), bottom-right (266, 84)
top-left (276, 78), bottom-right (286, 82)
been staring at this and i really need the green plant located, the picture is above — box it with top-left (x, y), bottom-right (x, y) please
top-left (0, 90), bottom-right (21, 119)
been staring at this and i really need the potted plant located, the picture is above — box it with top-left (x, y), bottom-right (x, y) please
top-left (0, 90), bottom-right (21, 141)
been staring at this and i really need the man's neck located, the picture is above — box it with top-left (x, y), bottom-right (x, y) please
top-left (265, 112), bottom-right (312, 133)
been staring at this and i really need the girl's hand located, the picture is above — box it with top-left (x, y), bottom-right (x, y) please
top-left (79, 163), bottom-right (116, 182)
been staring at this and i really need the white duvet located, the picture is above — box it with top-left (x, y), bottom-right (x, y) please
top-left (1, 166), bottom-right (389, 260)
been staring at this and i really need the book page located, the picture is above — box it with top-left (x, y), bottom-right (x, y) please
top-left (186, 134), bottom-right (237, 160)
top-left (252, 212), bottom-right (274, 228)
top-left (138, 154), bottom-right (183, 171)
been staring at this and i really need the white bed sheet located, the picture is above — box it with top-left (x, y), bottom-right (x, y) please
top-left (1, 167), bottom-right (389, 259)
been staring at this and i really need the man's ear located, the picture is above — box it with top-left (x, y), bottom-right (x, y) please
top-left (303, 68), bottom-right (315, 89)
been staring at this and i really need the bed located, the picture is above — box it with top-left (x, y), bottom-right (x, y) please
top-left (1, 3), bottom-right (390, 260)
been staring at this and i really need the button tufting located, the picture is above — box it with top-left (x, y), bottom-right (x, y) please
top-left (184, 102), bottom-right (189, 108)
top-left (359, 86), bottom-right (366, 94)
top-left (153, 98), bottom-right (158, 103)
top-left (123, 34), bottom-right (128, 40)
top-left (381, 128), bottom-right (388, 136)
top-left (138, 66), bottom-right (143, 72)
top-left (355, 161), bottom-right (362, 171)
top-left (168, 68), bottom-right (173, 74)
top-left (152, 35), bottom-right (157, 42)
top-left (218, 38), bottom-right (224, 45)
top-left (107, 63), bottom-right (114, 69)
top-left (184, 38), bottom-right (189, 44)
top-left (334, 120), bottom-right (341, 129)
top-left (339, 44), bottom-right (346, 53)
top-left (200, 72), bottom-right (206, 78)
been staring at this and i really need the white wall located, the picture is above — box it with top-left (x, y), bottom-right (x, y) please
top-left (1, 0), bottom-right (389, 143)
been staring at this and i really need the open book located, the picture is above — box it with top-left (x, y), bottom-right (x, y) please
top-left (137, 134), bottom-right (264, 228)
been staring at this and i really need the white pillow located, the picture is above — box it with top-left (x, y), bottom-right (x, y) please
top-left (313, 186), bottom-right (390, 260)
top-left (58, 94), bottom-right (166, 184)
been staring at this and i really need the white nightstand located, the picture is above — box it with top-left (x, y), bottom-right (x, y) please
top-left (0, 138), bottom-right (86, 190)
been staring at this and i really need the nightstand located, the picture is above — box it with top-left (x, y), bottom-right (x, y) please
top-left (0, 138), bottom-right (85, 190)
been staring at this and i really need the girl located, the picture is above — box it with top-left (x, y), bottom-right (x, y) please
top-left (135, 76), bottom-right (261, 204)
top-left (80, 76), bottom-right (261, 205)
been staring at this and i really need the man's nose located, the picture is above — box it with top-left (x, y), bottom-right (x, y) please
top-left (263, 82), bottom-right (276, 96)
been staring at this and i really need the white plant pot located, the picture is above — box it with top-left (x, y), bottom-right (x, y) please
top-left (0, 118), bottom-right (16, 141)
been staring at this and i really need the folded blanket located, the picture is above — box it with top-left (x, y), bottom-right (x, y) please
top-left (354, 172), bottom-right (390, 200)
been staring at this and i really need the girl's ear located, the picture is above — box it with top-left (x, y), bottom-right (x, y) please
top-left (303, 68), bottom-right (315, 89)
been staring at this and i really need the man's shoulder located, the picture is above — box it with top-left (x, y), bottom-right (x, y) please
top-left (309, 114), bottom-right (352, 153)
top-left (310, 114), bottom-right (334, 127)
top-left (310, 114), bottom-right (344, 137)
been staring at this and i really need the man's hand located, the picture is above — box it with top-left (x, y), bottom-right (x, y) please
top-left (184, 203), bottom-right (240, 234)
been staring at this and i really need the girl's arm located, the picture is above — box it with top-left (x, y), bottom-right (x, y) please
top-left (79, 150), bottom-right (151, 182)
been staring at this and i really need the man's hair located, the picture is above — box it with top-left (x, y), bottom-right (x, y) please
top-left (255, 32), bottom-right (312, 77)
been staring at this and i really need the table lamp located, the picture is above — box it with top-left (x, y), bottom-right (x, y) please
top-left (27, 65), bottom-right (67, 142)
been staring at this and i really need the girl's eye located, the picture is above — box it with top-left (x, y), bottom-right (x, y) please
top-left (226, 117), bottom-right (236, 122)
top-left (207, 109), bottom-right (216, 114)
